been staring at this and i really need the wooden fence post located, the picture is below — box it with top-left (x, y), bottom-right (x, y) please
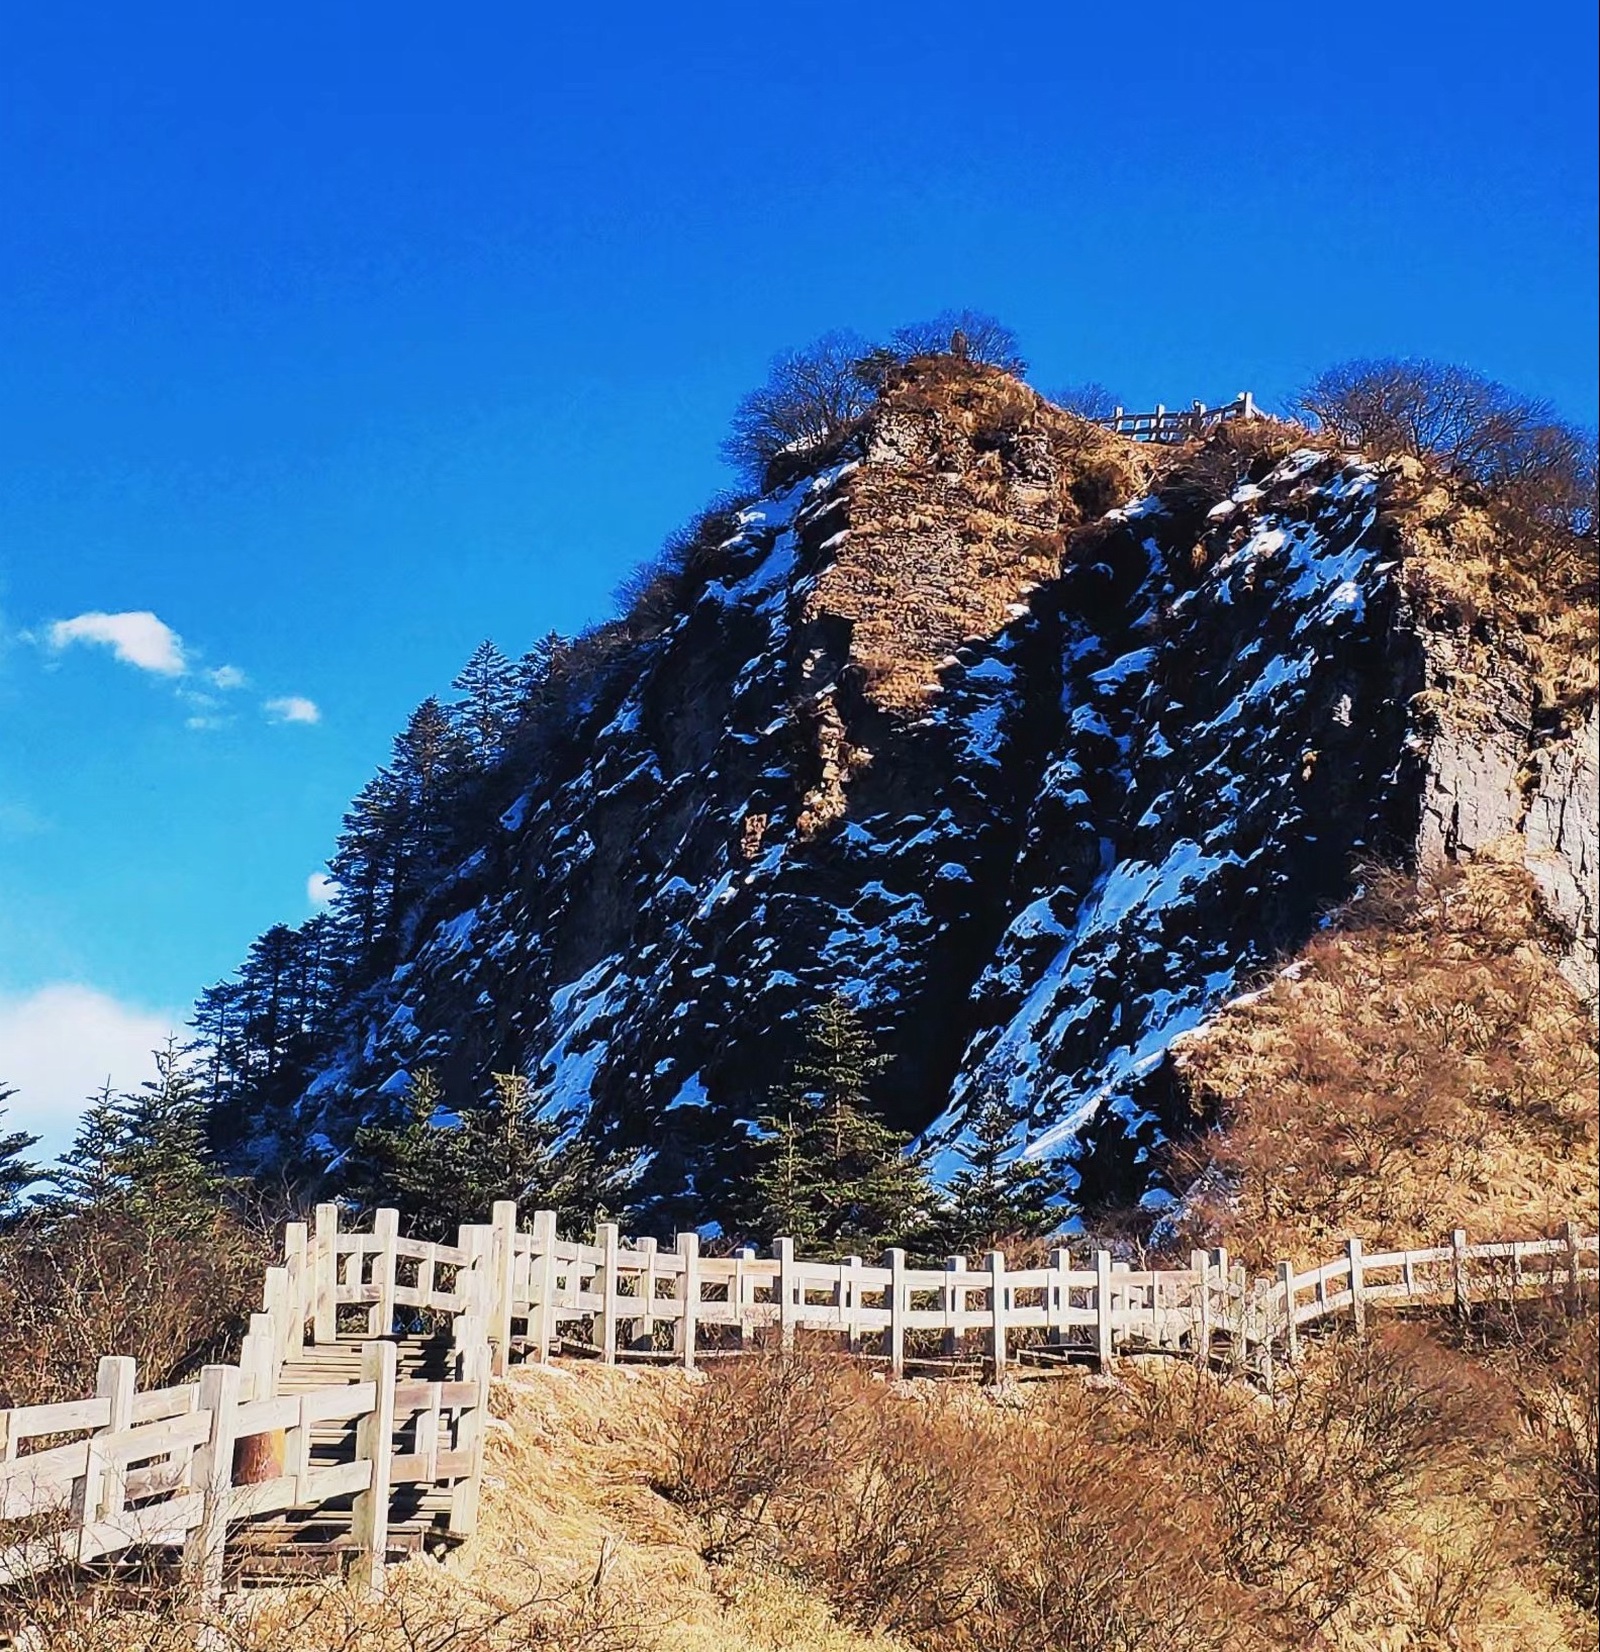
top-left (943, 1255), bottom-right (964, 1358)
top-left (371, 1208), bottom-right (399, 1340)
top-left (674, 1232), bottom-right (700, 1371)
top-left (1230, 1263), bottom-right (1248, 1372)
top-left (1346, 1236), bottom-right (1366, 1337)
top-left (282, 1222), bottom-right (308, 1357)
top-left (1277, 1260), bottom-right (1299, 1365)
top-left (886, 1248), bottom-right (906, 1378)
top-left (1095, 1250), bottom-right (1114, 1369)
top-left (1191, 1250), bottom-right (1211, 1364)
top-left (489, 1200), bottom-right (518, 1375)
top-left (636, 1236), bottom-right (659, 1352)
top-left (185, 1363), bottom-right (240, 1614)
top-left (351, 1338), bottom-right (398, 1597)
top-left (448, 1337), bottom-right (491, 1536)
top-left (313, 1202), bottom-right (339, 1344)
top-left (988, 1250), bottom-right (1008, 1381)
top-left (734, 1247), bottom-right (755, 1350)
top-left (529, 1209), bottom-right (558, 1363)
top-left (844, 1256), bottom-right (863, 1354)
top-left (775, 1238), bottom-right (796, 1352)
top-left (1452, 1229), bottom-right (1470, 1318)
top-left (73, 1354), bottom-right (136, 1545)
top-left (1048, 1248), bottom-right (1071, 1347)
top-left (597, 1222), bottom-right (621, 1364)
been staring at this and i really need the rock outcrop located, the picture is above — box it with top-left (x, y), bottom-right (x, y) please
top-left (224, 361), bottom-right (1596, 1220)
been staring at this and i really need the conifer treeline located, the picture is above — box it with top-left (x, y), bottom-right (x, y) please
top-left (192, 632), bottom-right (597, 1165)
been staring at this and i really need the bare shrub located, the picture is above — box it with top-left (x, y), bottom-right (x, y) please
top-left (720, 332), bottom-right (877, 488)
top-left (0, 1207), bottom-right (271, 1406)
top-left (1291, 357), bottom-right (1596, 587)
top-left (662, 1350), bottom-right (871, 1561)
top-left (1048, 381), bottom-right (1121, 420)
top-left (795, 1398), bottom-right (1000, 1637)
top-left (888, 311), bottom-right (1026, 375)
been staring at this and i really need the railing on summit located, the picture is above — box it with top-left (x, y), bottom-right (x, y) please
top-left (1098, 391), bottom-right (1258, 443)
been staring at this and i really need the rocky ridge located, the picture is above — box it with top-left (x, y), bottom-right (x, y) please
top-left (271, 363), bottom-right (1595, 1222)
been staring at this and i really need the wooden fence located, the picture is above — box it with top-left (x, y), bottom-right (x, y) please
top-left (0, 1205), bottom-right (493, 1605)
top-left (1099, 391), bottom-right (1258, 443)
top-left (3, 1202), bottom-right (1594, 1604)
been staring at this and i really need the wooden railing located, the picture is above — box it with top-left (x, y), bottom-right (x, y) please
top-left (3, 1202), bottom-right (1593, 1602)
top-left (482, 1209), bottom-right (1595, 1382)
top-left (1099, 391), bottom-right (1258, 443)
top-left (0, 1205), bottom-right (494, 1604)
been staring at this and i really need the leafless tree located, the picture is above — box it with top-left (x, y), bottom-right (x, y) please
top-left (1050, 381), bottom-right (1122, 420)
top-left (720, 330), bottom-right (877, 486)
top-left (889, 307), bottom-right (1027, 373)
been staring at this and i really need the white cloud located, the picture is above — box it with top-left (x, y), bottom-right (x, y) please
top-left (207, 665), bottom-right (248, 690)
top-left (265, 695), bottom-right (321, 725)
top-left (48, 611), bottom-right (188, 676)
top-left (0, 984), bottom-right (179, 1162)
top-left (307, 872), bottom-right (341, 907)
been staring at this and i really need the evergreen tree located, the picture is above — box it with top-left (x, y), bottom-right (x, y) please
top-left (47, 1044), bottom-right (225, 1228)
top-left (350, 1068), bottom-right (631, 1239)
top-left (112, 1038), bottom-right (226, 1226)
top-left (47, 1079), bottom-right (134, 1211)
top-left (747, 996), bottom-right (932, 1251)
top-left (0, 1083), bottom-right (41, 1225)
top-left (936, 1088), bottom-right (1062, 1254)
top-left (450, 640), bottom-right (520, 763)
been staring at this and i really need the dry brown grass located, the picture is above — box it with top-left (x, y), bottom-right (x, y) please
top-left (1169, 851), bottom-right (1599, 1268)
top-left (7, 1325), bottom-right (1596, 1651)
top-left (812, 359), bottom-right (1149, 712)
top-left (1380, 457), bottom-right (1599, 720)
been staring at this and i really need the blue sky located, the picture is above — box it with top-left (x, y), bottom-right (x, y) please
top-left (2, 0), bottom-right (1596, 1155)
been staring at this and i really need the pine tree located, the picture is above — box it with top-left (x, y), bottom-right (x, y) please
top-left (350, 1068), bottom-right (631, 1239)
top-left (747, 996), bottom-right (932, 1252)
top-left (936, 1088), bottom-right (1061, 1254)
top-left (47, 1079), bottom-right (134, 1211)
top-left (0, 1083), bottom-right (41, 1225)
top-left (450, 640), bottom-right (520, 763)
top-left (112, 1039), bottom-right (226, 1227)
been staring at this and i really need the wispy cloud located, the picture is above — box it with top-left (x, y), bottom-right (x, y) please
top-left (32, 607), bottom-right (317, 732)
top-left (307, 872), bottom-right (341, 906)
top-left (48, 611), bottom-right (187, 676)
top-left (265, 695), bottom-right (321, 726)
top-left (0, 983), bottom-right (178, 1161)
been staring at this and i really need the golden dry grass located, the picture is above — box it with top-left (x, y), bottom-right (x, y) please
top-left (809, 359), bottom-right (1149, 713)
top-left (1171, 849), bottom-right (1598, 1270)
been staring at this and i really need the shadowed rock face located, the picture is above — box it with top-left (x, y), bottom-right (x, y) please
top-left (278, 366), bottom-right (1596, 1222)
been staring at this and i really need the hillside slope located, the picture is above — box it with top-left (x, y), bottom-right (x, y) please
top-left (212, 361), bottom-right (1597, 1221)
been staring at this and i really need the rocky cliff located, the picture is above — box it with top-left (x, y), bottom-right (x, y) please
top-left (233, 360), bottom-right (1596, 1223)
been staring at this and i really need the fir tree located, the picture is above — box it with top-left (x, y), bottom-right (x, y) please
top-left (47, 1079), bottom-right (134, 1211)
top-left (0, 1083), bottom-right (41, 1225)
top-left (936, 1088), bottom-right (1061, 1254)
top-left (747, 996), bottom-right (932, 1252)
top-left (450, 640), bottom-right (520, 763)
top-left (350, 1068), bottom-right (631, 1239)
top-left (47, 1044), bottom-right (225, 1228)
top-left (113, 1039), bottom-right (226, 1226)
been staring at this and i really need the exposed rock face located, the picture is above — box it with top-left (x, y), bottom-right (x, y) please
top-left (1414, 642), bottom-right (1598, 1002)
top-left (276, 364), bottom-right (1597, 1220)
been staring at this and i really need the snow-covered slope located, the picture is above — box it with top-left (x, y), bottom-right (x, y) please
top-left (240, 364), bottom-right (1595, 1222)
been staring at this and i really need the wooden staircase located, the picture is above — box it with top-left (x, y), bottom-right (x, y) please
top-left (224, 1333), bottom-right (466, 1584)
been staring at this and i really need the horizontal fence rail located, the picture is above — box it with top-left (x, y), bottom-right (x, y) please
top-left (3, 1198), bottom-right (1593, 1604)
top-left (1098, 390), bottom-right (1258, 443)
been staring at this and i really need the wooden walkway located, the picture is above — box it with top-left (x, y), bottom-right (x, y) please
top-left (2, 1201), bottom-right (1594, 1610)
